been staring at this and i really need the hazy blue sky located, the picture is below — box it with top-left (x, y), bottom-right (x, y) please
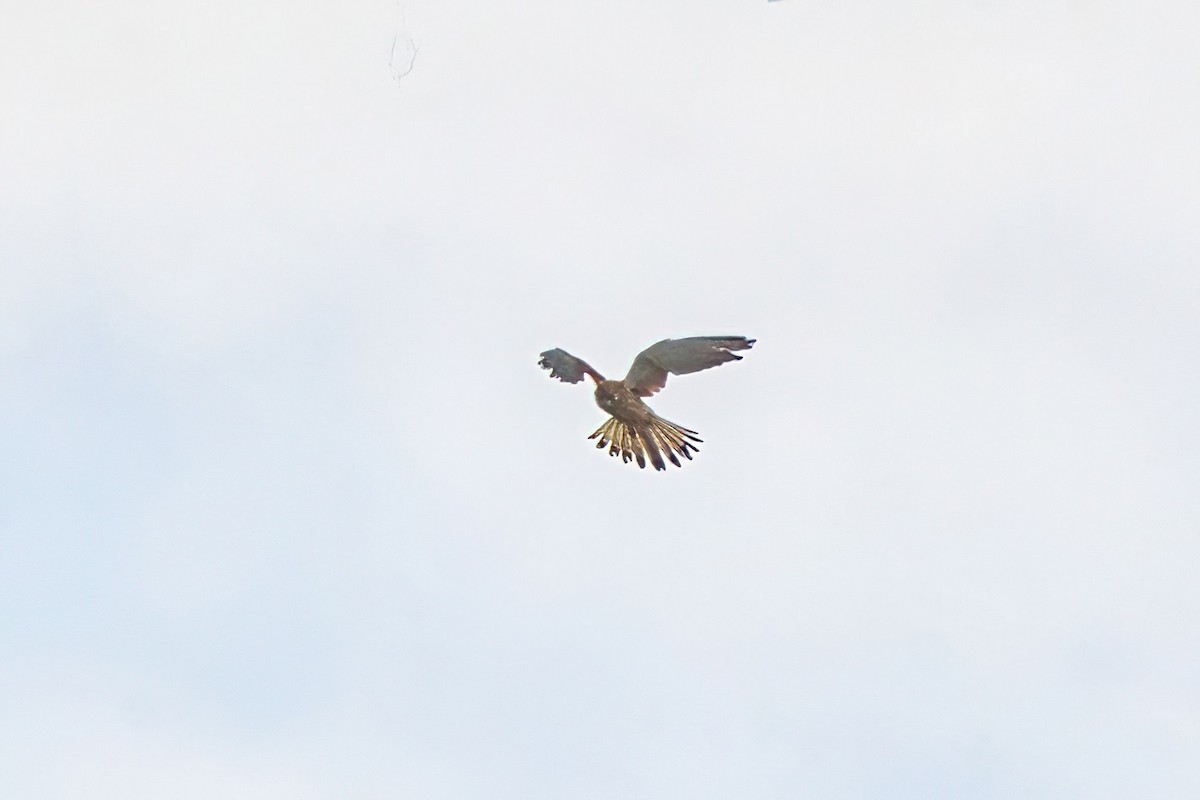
top-left (3, 1), bottom-right (1198, 797)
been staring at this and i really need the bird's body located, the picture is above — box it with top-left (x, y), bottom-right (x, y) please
top-left (593, 379), bottom-right (649, 422)
top-left (590, 378), bottom-right (703, 470)
top-left (538, 335), bottom-right (755, 470)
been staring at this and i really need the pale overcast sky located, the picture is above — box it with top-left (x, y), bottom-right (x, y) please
top-left (3, 1), bottom-right (1198, 797)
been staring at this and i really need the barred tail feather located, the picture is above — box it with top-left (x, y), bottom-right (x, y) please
top-left (639, 427), bottom-right (667, 471)
top-left (647, 412), bottom-right (701, 467)
top-left (590, 417), bottom-right (646, 468)
top-left (587, 415), bottom-right (703, 471)
top-left (619, 422), bottom-right (643, 467)
top-left (650, 424), bottom-right (683, 468)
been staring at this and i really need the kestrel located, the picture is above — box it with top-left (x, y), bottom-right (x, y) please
top-left (538, 336), bottom-right (755, 470)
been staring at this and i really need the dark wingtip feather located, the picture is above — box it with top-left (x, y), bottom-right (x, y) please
top-left (722, 337), bottom-right (755, 361)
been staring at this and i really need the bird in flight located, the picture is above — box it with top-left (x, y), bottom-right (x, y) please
top-left (538, 336), bottom-right (755, 470)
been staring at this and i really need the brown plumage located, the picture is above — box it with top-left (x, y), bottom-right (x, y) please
top-left (538, 336), bottom-right (755, 470)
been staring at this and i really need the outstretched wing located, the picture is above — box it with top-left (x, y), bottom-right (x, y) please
top-left (624, 336), bottom-right (755, 397)
top-left (538, 348), bottom-right (605, 384)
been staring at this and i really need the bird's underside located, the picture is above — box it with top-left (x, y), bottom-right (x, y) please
top-left (538, 335), bottom-right (754, 471)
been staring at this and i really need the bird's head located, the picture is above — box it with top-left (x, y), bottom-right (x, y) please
top-left (593, 380), bottom-right (623, 409)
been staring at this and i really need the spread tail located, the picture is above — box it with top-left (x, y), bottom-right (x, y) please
top-left (587, 414), bottom-right (702, 471)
